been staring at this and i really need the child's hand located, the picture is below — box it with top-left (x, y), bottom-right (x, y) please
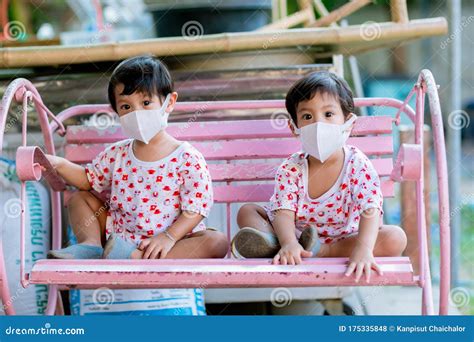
top-left (139, 233), bottom-right (176, 259)
top-left (273, 241), bottom-right (312, 265)
top-left (345, 245), bottom-right (383, 283)
top-left (41, 154), bottom-right (64, 172)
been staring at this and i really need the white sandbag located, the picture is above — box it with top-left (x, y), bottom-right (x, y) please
top-left (66, 227), bottom-right (206, 316)
top-left (0, 157), bottom-right (51, 315)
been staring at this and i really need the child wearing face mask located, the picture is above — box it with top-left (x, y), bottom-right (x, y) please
top-left (232, 71), bottom-right (407, 282)
top-left (44, 55), bottom-right (228, 260)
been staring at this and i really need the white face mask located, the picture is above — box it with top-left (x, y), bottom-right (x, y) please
top-left (119, 94), bottom-right (172, 144)
top-left (293, 114), bottom-right (357, 162)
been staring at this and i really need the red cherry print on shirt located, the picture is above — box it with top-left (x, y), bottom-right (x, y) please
top-left (167, 172), bottom-right (173, 178)
top-left (316, 223), bottom-right (324, 228)
top-left (196, 192), bottom-right (203, 198)
top-left (148, 169), bottom-right (156, 175)
top-left (156, 223), bottom-right (162, 229)
top-left (320, 230), bottom-right (328, 236)
top-left (336, 207), bottom-right (343, 214)
top-left (114, 180), bottom-right (119, 186)
top-left (127, 196), bottom-right (133, 202)
top-left (120, 188), bottom-right (125, 194)
top-left (138, 212), bottom-right (144, 218)
top-left (174, 203), bottom-right (180, 209)
top-left (173, 191), bottom-right (180, 196)
top-left (193, 182), bottom-right (199, 189)
top-left (111, 146), bottom-right (116, 151)
top-left (109, 158), bottom-right (115, 163)
top-left (163, 185), bottom-right (171, 191)
top-left (147, 230), bottom-right (154, 236)
top-left (357, 193), bottom-right (364, 199)
top-left (98, 175), bottom-right (104, 181)
top-left (142, 198), bottom-right (150, 203)
top-left (128, 183), bottom-right (134, 189)
top-left (309, 217), bottom-right (316, 223)
top-left (205, 184), bottom-right (209, 191)
top-left (324, 238), bottom-right (332, 244)
top-left (279, 185), bottom-right (285, 191)
top-left (326, 203), bottom-right (334, 208)
top-left (287, 194), bottom-right (293, 200)
top-left (145, 184), bottom-right (152, 190)
top-left (132, 167), bottom-right (137, 173)
top-left (117, 168), bottom-right (122, 173)
top-left (122, 174), bottom-right (128, 181)
top-left (138, 177), bottom-right (144, 183)
top-left (171, 157), bottom-right (178, 163)
top-left (154, 209), bottom-right (161, 215)
top-left (150, 205), bottom-right (157, 211)
top-left (126, 160), bottom-right (132, 166)
top-left (103, 167), bottom-right (109, 173)
top-left (131, 205), bottom-right (137, 211)
top-left (290, 167), bottom-right (297, 172)
top-left (203, 203), bottom-right (208, 208)
top-left (153, 191), bottom-right (159, 197)
top-left (341, 183), bottom-right (348, 190)
top-left (195, 164), bottom-right (201, 170)
top-left (309, 208), bottom-right (314, 213)
top-left (156, 176), bottom-right (163, 182)
top-left (145, 218), bottom-right (150, 224)
top-left (185, 162), bottom-right (191, 167)
top-left (365, 174), bottom-right (372, 181)
top-left (318, 211), bottom-right (324, 217)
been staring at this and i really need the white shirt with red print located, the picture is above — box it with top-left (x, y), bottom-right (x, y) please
top-left (85, 139), bottom-right (213, 245)
top-left (265, 145), bottom-right (383, 244)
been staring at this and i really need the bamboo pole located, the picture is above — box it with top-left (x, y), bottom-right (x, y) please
top-left (257, 8), bottom-right (314, 31)
top-left (310, 0), bottom-right (372, 27)
top-left (297, 0), bottom-right (316, 25)
top-left (313, 0), bottom-right (339, 27)
top-left (279, 0), bottom-right (287, 19)
top-left (0, 18), bottom-right (447, 68)
top-left (390, 0), bottom-right (409, 23)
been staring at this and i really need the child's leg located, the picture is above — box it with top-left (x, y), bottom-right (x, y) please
top-left (131, 229), bottom-right (229, 259)
top-left (317, 225), bottom-right (407, 257)
top-left (68, 191), bottom-right (108, 247)
top-left (236, 203), bottom-right (274, 233)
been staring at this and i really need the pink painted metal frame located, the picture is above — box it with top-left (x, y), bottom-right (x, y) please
top-left (0, 70), bottom-right (450, 315)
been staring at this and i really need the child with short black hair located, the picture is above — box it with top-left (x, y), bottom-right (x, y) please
top-left (46, 55), bottom-right (228, 260)
top-left (233, 71), bottom-right (407, 282)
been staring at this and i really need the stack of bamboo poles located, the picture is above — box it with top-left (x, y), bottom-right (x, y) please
top-left (0, 0), bottom-right (447, 68)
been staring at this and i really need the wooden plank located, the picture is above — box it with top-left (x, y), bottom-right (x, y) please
top-left (65, 117), bottom-right (394, 144)
top-left (65, 136), bottom-right (393, 164)
top-left (29, 257), bottom-right (416, 289)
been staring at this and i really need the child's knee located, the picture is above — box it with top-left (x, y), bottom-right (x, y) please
top-left (204, 231), bottom-right (229, 258)
top-left (380, 225), bottom-right (407, 255)
top-left (236, 203), bottom-right (259, 227)
top-left (68, 191), bottom-right (92, 208)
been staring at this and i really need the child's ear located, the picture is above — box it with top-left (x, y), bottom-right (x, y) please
top-left (166, 92), bottom-right (178, 113)
top-left (288, 119), bottom-right (299, 137)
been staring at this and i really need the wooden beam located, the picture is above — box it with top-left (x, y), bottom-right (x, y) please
top-left (310, 0), bottom-right (372, 27)
top-left (313, 0), bottom-right (339, 27)
top-left (0, 18), bottom-right (448, 68)
top-left (390, 0), bottom-right (409, 23)
top-left (257, 8), bottom-right (314, 31)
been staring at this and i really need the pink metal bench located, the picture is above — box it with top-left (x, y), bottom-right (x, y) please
top-left (0, 69), bottom-right (450, 315)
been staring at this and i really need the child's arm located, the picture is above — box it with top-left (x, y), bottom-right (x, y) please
top-left (44, 154), bottom-right (91, 191)
top-left (139, 211), bottom-right (203, 259)
top-left (272, 209), bottom-right (312, 265)
top-left (344, 208), bottom-right (383, 283)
